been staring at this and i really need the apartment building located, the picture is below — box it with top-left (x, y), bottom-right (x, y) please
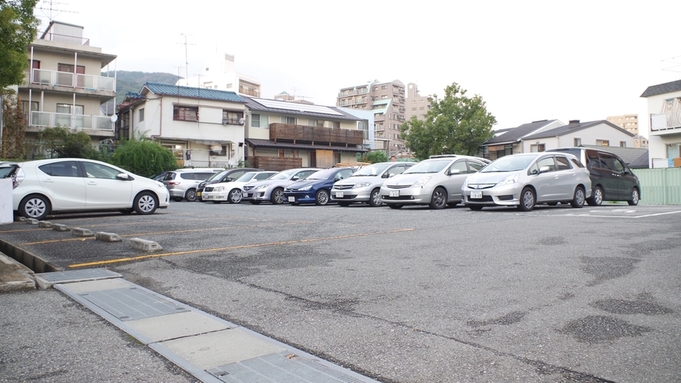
top-left (606, 114), bottom-right (648, 148)
top-left (336, 80), bottom-right (406, 157)
top-left (18, 21), bottom-right (117, 157)
top-left (405, 83), bottom-right (430, 122)
top-left (175, 53), bottom-right (261, 98)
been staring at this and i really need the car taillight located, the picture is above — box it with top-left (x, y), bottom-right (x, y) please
top-left (168, 181), bottom-right (180, 186)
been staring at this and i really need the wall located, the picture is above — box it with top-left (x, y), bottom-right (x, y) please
top-left (633, 167), bottom-right (681, 205)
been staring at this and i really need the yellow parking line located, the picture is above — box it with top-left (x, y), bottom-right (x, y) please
top-left (68, 228), bottom-right (414, 268)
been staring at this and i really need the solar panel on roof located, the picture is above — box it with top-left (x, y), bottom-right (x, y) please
top-left (253, 98), bottom-right (342, 116)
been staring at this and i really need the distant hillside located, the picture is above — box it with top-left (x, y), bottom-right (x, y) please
top-left (104, 71), bottom-right (181, 104)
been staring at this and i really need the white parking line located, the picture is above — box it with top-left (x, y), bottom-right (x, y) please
top-left (564, 210), bottom-right (681, 219)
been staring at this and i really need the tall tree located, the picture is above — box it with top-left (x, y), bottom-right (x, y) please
top-left (0, 0), bottom-right (39, 88)
top-left (400, 82), bottom-right (496, 160)
top-left (1, 89), bottom-right (25, 158)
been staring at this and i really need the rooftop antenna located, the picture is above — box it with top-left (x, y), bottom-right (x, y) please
top-left (179, 34), bottom-right (195, 82)
top-left (662, 55), bottom-right (681, 76)
top-left (36, 0), bottom-right (76, 24)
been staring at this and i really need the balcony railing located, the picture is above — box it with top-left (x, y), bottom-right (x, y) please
top-left (30, 111), bottom-right (114, 131)
top-left (650, 113), bottom-right (681, 133)
top-left (25, 69), bottom-right (116, 92)
top-left (269, 123), bottom-right (363, 146)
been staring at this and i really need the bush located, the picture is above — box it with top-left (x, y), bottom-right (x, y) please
top-left (111, 139), bottom-right (177, 177)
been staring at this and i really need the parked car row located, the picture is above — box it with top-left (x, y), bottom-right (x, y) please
top-left (8, 147), bottom-right (640, 220)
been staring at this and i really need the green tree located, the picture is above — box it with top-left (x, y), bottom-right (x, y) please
top-left (111, 138), bottom-right (177, 177)
top-left (400, 82), bottom-right (496, 160)
top-left (39, 126), bottom-right (102, 159)
top-left (0, 0), bottom-right (39, 88)
top-left (1, 89), bottom-right (25, 158)
top-left (361, 150), bottom-right (388, 164)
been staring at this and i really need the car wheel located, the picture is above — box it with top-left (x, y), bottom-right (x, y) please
top-left (518, 187), bottom-right (536, 211)
top-left (468, 205), bottom-right (483, 211)
top-left (369, 188), bottom-right (383, 207)
top-left (587, 186), bottom-right (603, 206)
top-left (570, 186), bottom-right (585, 208)
top-left (185, 189), bottom-right (198, 202)
top-left (228, 189), bottom-right (242, 204)
top-left (338, 202), bottom-right (351, 207)
top-left (19, 194), bottom-right (50, 220)
top-left (271, 188), bottom-right (285, 204)
top-left (388, 204), bottom-right (403, 209)
top-left (315, 189), bottom-right (330, 205)
top-left (429, 187), bottom-right (447, 209)
top-left (627, 188), bottom-right (640, 206)
top-left (134, 192), bottom-right (158, 215)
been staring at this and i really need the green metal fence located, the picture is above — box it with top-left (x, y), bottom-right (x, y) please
top-left (633, 168), bottom-right (681, 205)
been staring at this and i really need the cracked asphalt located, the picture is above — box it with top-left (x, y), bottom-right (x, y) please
top-left (1, 202), bottom-right (680, 382)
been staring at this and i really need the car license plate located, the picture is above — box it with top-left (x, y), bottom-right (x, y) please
top-left (389, 190), bottom-right (400, 197)
top-left (335, 191), bottom-right (344, 198)
top-left (470, 190), bottom-right (482, 199)
top-left (288, 196), bottom-right (295, 202)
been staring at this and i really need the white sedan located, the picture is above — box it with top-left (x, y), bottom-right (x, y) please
top-left (201, 171), bottom-right (277, 203)
top-left (12, 158), bottom-right (169, 220)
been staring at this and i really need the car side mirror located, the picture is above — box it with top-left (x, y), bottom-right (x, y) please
top-left (449, 169), bottom-right (461, 175)
top-left (291, 176), bottom-right (300, 181)
top-left (539, 166), bottom-right (550, 174)
top-left (116, 173), bottom-right (131, 181)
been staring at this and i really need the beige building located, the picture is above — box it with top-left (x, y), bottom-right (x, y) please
top-left (337, 80), bottom-right (406, 157)
top-left (18, 21), bottom-right (117, 157)
top-left (405, 83), bottom-right (430, 122)
top-left (606, 114), bottom-right (647, 148)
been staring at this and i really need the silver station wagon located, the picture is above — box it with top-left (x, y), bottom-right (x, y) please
top-left (462, 152), bottom-right (591, 211)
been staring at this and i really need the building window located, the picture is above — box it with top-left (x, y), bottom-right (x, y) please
top-left (222, 110), bottom-right (242, 125)
top-left (138, 108), bottom-right (144, 122)
top-left (620, 141), bottom-right (626, 147)
top-left (574, 137), bottom-right (581, 146)
top-left (530, 143), bottom-right (545, 152)
top-left (281, 116), bottom-right (297, 124)
top-left (56, 103), bottom-right (84, 114)
top-left (596, 139), bottom-right (609, 146)
top-left (252, 114), bottom-right (261, 127)
top-left (174, 105), bottom-right (198, 121)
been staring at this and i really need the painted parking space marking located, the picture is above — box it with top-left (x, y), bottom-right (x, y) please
top-left (564, 208), bottom-right (681, 219)
top-left (67, 228), bottom-right (415, 269)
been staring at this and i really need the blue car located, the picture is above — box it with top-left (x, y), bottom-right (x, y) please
top-left (283, 167), bottom-right (355, 205)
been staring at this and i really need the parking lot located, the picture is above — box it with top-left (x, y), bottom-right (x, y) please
top-left (2, 201), bottom-right (681, 382)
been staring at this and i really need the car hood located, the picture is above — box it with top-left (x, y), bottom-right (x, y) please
top-left (384, 173), bottom-right (437, 186)
top-left (466, 171), bottom-right (521, 184)
top-left (287, 179), bottom-right (329, 189)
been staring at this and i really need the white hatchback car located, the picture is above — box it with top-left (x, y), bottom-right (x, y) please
top-left (12, 158), bottom-right (170, 220)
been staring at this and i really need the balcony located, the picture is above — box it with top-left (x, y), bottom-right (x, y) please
top-left (269, 123), bottom-right (363, 146)
top-left (28, 111), bottom-right (114, 133)
top-left (23, 69), bottom-right (116, 97)
top-left (650, 113), bottom-right (681, 136)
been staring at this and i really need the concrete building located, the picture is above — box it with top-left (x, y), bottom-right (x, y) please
top-left (640, 79), bottom-right (681, 168)
top-left (175, 53), bottom-right (261, 98)
top-left (17, 21), bottom-right (117, 157)
top-left (336, 80), bottom-right (406, 158)
top-left (405, 83), bottom-right (430, 122)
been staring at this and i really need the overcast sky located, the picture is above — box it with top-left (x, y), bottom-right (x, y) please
top-left (37, 0), bottom-right (681, 132)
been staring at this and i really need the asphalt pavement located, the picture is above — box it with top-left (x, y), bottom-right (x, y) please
top-left (1, 201), bottom-right (681, 382)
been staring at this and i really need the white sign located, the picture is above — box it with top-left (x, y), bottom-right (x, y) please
top-left (0, 179), bottom-right (13, 224)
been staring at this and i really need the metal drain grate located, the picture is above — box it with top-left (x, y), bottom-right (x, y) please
top-left (79, 287), bottom-right (189, 321)
top-left (37, 268), bottom-right (121, 283)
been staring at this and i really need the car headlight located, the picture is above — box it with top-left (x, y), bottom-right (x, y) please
top-left (213, 186), bottom-right (225, 192)
top-left (299, 185), bottom-right (312, 191)
top-left (355, 182), bottom-right (371, 188)
top-left (414, 176), bottom-right (431, 187)
top-left (255, 184), bottom-right (269, 190)
top-left (499, 174), bottom-right (519, 185)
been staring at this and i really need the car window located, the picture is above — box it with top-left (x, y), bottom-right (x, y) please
top-left (586, 150), bottom-right (601, 169)
top-left (449, 160), bottom-right (469, 174)
top-left (83, 162), bottom-right (122, 179)
top-left (468, 160), bottom-right (485, 172)
top-left (598, 153), bottom-right (621, 172)
top-left (387, 165), bottom-right (408, 177)
top-left (335, 169), bottom-right (354, 181)
top-left (555, 156), bottom-right (570, 170)
top-left (535, 157), bottom-right (556, 173)
top-left (254, 172), bottom-right (275, 181)
top-left (39, 161), bottom-right (80, 177)
top-left (296, 170), bottom-right (316, 180)
top-left (570, 158), bottom-right (584, 168)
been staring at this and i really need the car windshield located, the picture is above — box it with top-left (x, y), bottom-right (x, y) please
top-left (269, 170), bottom-right (295, 180)
top-left (205, 171), bottom-right (227, 182)
top-left (351, 163), bottom-right (391, 177)
top-left (305, 168), bottom-right (338, 180)
top-left (404, 159), bottom-right (450, 174)
top-left (481, 156), bottom-right (535, 173)
top-left (235, 172), bottom-right (258, 182)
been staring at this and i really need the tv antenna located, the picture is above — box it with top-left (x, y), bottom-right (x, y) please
top-left (179, 34), bottom-right (196, 82)
top-left (36, 0), bottom-right (76, 23)
top-left (662, 55), bottom-right (681, 74)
